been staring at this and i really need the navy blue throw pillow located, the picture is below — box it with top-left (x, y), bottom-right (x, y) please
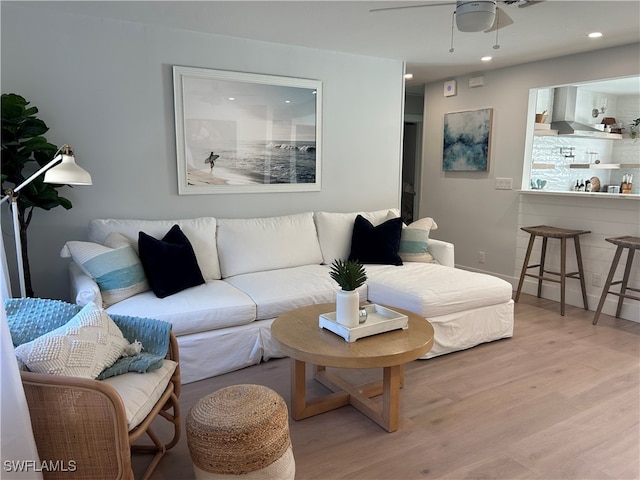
top-left (138, 225), bottom-right (205, 298)
top-left (348, 215), bottom-right (403, 266)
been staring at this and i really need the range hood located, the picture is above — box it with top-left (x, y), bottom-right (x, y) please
top-left (550, 86), bottom-right (607, 136)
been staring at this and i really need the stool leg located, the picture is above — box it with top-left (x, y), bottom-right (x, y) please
top-left (593, 245), bottom-right (624, 325)
top-left (560, 237), bottom-right (567, 316)
top-left (515, 234), bottom-right (536, 302)
top-left (574, 235), bottom-right (589, 311)
top-left (538, 237), bottom-right (548, 299)
top-left (616, 248), bottom-right (635, 318)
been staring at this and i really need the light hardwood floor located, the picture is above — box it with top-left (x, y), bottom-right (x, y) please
top-left (134, 293), bottom-right (640, 480)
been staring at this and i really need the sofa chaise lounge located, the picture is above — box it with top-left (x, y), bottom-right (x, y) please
top-left (63, 209), bottom-right (514, 384)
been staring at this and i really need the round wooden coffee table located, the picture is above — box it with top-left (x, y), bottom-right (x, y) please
top-left (271, 303), bottom-right (433, 432)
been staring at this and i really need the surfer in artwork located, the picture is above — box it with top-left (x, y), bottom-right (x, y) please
top-left (205, 152), bottom-right (220, 173)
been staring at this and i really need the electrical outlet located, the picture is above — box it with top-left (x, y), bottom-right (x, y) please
top-left (478, 251), bottom-right (486, 264)
top-left (592, 273), bottom-right (602, 287)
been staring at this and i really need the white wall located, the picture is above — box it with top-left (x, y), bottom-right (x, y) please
top-left (422, 43), bottom-right (640, 321)
top-left (1, 4), bottom-right (405, 300)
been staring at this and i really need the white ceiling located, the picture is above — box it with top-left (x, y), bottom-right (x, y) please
top-left (21, 1), bottom-right (640, 88)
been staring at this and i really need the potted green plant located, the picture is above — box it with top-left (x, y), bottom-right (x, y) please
top-left (329, 259), bottom-right (367, 327)
top-left (1, 93), bottom-right (73, 297)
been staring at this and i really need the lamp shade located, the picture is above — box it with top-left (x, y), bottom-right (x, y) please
top-left (43, 153), bottom-right (93, 185)
top-left (456, 1), bottom-right (496, 32)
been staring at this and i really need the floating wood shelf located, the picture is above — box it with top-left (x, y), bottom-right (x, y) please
top-left (532, 163), bottom-right (556, 170)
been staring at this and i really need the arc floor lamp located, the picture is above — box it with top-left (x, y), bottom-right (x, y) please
top-left (1, 144), bottom-right (92, 297)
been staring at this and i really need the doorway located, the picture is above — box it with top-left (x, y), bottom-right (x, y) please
top-left (402, 123), bottom-right (418, 223)
top-left (402, 90), bottom-right (424, 224)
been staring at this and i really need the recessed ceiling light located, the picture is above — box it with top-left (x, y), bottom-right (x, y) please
top-left (285, 100), bottom-right (291, 104)
top-left (404, 73), bottom-right (414, 80)
top-left (588, 32), bottom-right (603, 38)
top-left (481, 56), bottom-right (492, 62)
top-left (228, 97), bottom-right (235, 101)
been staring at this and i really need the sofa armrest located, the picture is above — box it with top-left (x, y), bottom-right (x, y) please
top-left (429, 238), bottom-right (455, 268)
top-left (69, 261), bottom-right (103, 306)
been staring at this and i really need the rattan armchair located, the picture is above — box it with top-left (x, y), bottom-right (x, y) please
top-left (20, 331), bottom-right (181, 480)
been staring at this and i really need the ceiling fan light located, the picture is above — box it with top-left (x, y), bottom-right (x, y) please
top-left (456, 1), bottom-right (496, 32)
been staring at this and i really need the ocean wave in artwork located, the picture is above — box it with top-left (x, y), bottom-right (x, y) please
top-left (268, 142), bottom-right (316, 152)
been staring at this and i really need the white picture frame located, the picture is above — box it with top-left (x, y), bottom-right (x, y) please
top-left (173, 66), bottom-right (322, 194)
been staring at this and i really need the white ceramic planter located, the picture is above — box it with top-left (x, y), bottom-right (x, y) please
top-left (335, 289), bottom-right (359, 328)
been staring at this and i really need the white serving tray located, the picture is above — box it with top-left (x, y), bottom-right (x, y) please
top-left (319, 304), bottom-right (408, 343)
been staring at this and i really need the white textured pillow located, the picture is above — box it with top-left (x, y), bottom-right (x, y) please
top-left (61, 232), bottom-right (150, 307)
top-left (398, 217), bottom-right (438, 263)
top-left (314, 209), bottom-right (400, 265)
top-left (217, 212), bottom-right (323, 278)
top-left (14, 302), bottom-right (129, 379)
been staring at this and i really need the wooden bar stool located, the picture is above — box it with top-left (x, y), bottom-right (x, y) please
top-left (515, 225), bottom-right (590, 316)
top-left (593, 236), bottom-right (640, 325)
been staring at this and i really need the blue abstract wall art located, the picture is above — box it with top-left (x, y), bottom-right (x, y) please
top-left (443, 108), bottom-right (493, 171)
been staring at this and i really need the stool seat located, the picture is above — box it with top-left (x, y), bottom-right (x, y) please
top-left (515, 225), bottom-right (590, 316)
top-left (606, 235), bottom-right (640, 249)
top-left (593, 236), bottom-right (640, 325)
top-left (186, 384), bottom-right (295, 479)
top-left (521, 225), bottom-right (591, 239)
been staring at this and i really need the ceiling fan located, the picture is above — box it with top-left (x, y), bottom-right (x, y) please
top-left (370, 0), bottom-right (544, 34)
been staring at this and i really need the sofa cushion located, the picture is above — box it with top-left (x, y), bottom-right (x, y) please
top-left (139, 225), bottom-right (205, 298)
top-left (314, 209), bottom-right (400, 265)
top-left (14, 302), bottom-right (129, 379)
top-left (105, 281), bottom-right (256, 337)
top-left (365, 263), bottom-right (513, 317)
top-left (217, 212), bottom-right (323, 278)
top-left (224, 264), bottom-right (366, 320)
top-left (102, 359), bottom-right (177, 430)
top-left (349, 215), bottom-right (403, 265)
top-left (88, 217), bottom-right (221, 280)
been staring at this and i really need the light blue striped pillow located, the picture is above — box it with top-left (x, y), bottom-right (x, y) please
top-left (398, 217), bottom-right (437, 263)
top-left (62, 233), bottom-right (149, 307)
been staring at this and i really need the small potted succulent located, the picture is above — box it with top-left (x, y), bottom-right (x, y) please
top-left (329, 259), bottom-right (367, 327)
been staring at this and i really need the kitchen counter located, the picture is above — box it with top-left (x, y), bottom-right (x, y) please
top-left (520, 190), bottom-right (639, 199)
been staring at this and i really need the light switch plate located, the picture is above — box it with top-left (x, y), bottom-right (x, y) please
top-left (495, 178), bottom-right (513, 190)
top-left (444, 80), bottom-right (457, 97)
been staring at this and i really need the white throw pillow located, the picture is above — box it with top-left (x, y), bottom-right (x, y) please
top-left (61, 233), bottom-right (150, 307)
top-left (314, 209), bottom-right (400, 265)
top-left (217, 212), bottom-right (323, 278)
top-left (14, 302), bottom-right (129, 379)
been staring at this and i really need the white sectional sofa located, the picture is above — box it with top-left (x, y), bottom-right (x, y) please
top-left (64, 209), bottom-right (514, 384)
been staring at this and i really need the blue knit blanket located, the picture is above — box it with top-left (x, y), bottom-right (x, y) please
top-left (5, 297), bottom-right (171, 379)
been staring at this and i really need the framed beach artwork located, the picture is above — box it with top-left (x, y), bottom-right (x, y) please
top-left (442, 108), bottom-right (493, 172)
top-left (173, 66), bottom-right (322, 194)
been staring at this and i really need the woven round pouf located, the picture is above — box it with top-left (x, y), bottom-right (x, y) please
top-left (186, 384), bottom-right (295, 479)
